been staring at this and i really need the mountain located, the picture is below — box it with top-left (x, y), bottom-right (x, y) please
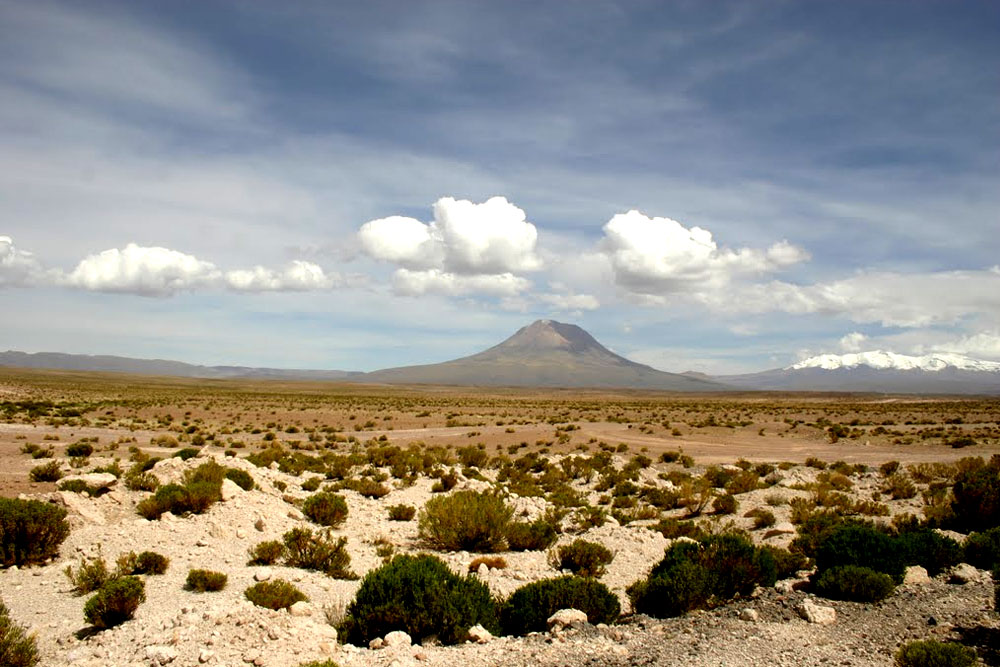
top-left (716, 350), bottom-right (1000, 395)
top-left (359, 320), bottom-right (728, 391)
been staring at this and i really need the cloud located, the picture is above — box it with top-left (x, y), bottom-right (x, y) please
top-left (391, 268), bottom-right (530, 297)
top-left (225, 261), bottom-right (339, 292)
top-left (599, 210), bottom-right (808, 295)
top-left (839, 332), bottom-right (868, 352)
top-left (63, 243), bottom-right (222, 296)
top-left (928, 331), bottom-right (1000, 361)
top-left (0, 235), bottom-right (46, 287)
top-left (359, 196), bottom-right (541, 276)
top-left (537, 292), bottom-right (600, 311)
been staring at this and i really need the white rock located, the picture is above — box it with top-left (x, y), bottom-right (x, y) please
top-left (289, 601), bottom-right (313, 617)
top-left (253, 568), bottom-right (272, 582)
top-left (384, 630), bottom-right (412, 648)
top-left (60, 473), bottom-right (117, 491)
top-left (950, 563), bottom-right (980, 584)
top-left (369, 638), bottom-right (385, 649)
top-left (58, 491), bottom-right (106, 525)
top-left (903, 565), bottom-right (931, 585)
top-left (220, 478), bottom-right (242, 501)
top-left (145, 645), bottom-right (178, 665)
top-left (467, 624), bottom-right (493, 643)
top-left (477, 562), bottom-right (489, 578)
top-left (198, 649), bottom-right (214, 663)
top-left (547, 608), bottom-right (589, 630)
top-left (797, 599), bottom-right (836, 625)
top-left (769, 522), bottom-right (796, 535)
top-left (739, 608), bottom-right (759, 622)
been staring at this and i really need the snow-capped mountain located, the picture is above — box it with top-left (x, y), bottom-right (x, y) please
top-left (789, 351), bottom-right (1000, 373)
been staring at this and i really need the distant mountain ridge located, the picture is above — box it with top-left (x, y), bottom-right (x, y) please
top-left (789, 350), bottom-right (1000, 373)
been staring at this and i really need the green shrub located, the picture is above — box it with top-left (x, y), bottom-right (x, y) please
top-left (245, 579), bottom-right (307, 610)
top-left (338, 554), bottom-right (498, 645)
top-left (894, 530), bottom-right (961, 577)
top-left (762, 546), bottom-right (808, 580)
top-left (124, 468), bottom-right (159, 492)
top-left (950, 457), bottom-right (1000, 531)
top-left (57, 479), bottom-right (98, 495)
top-left (0, 497), bottom-right (70, 567)
top-left (0, 598), bottom-right (40, 667)
top-left (553, 539), bottom-right (614, 577)
top-left (651, 518), bottom-right (707, 541)
top-left (894, 640), bottom-right (976, 667)
top-left (387, 504), bottom-right (416, 521)
top-left (173, 448), bottom-right (200, 461)
top-left (712, 494), bottom-right (738, 515)
top-left (301, 476), bottom-right (322, 492)
top-left (418, 490), bottom-right (512, 552)
top-left (64, 555), bottom-right (111, 594)
top-left (500, 576), bottom-right (619, 636)
top-left (281, 527), bottom-right (355, 578)
top-left (225, 468), bottom-right (255, 491)
top-left (745, 508), bottom-right (776, 530)
top-left (185, 569), bottom-right (227, 592)
top-left (83, 576), bottom-right (145, 629)
top-left (506, 519), bottom-right (558, 552)
top-left (815, 523), bottom-right (905, 581)
top-left (66, 443), bottom-right (93, 458)
top-left (248, 540), bottom-right (285, 565)
top-left (963, 527), bottom-right (1000, 570)
top-left (115, 551), bottom-right (169, 576)
top-left (302, 492), bottom-right (349, 528)
top-left (135, 461), bottom-right (224, 519)
top-left (28, 461), bottom-right (62, 483)
top-left (815, 565), bottom-right (895, 602)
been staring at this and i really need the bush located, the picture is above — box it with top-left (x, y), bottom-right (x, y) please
top-left (815, 565), bottom-right (895, 602)
top-left (746, 508), bottom-right (776, 530)
top-left (303, 492), bottom-right (349, 528)
top-left (762, 546), bottom-right (808, 580)
top-left (963, 527), bottom-right (1000, 570)
top-left (418, 491), bottom-right (512, 552)
top-left (815, 523), bottom-right (905, 581)
top-left (894, 530), bottom-right (961, 577)
top-left (28, 461), bottom-right (62, 483)
top-left (66, 443), bottom-right (93, 458)
top-left (506, 519), bottom-right (558, 552)
top-left (651, 518), bottom-right (707, 541)
top-left (225, 468), bottom-right (255, 491)
top-left (83, 576), bottom-right (145, 629)
top-left (0, 497), bottom-right (70, 567)
top-left (65, 555), bottom-right (111, 594)
top-left (173, 448), bottom-right (200, 461)
top-left (500, 576), bottom-right (619, 636)
top-left (245, 579), bottom-right (307, 610)
top-left (553, 539), bottom-right (614, 577)
top-left (950, 457), bottom-right (1000, 531)
top-left (0, 598), bottom-right (40, 667)
top-left (894, 640), bottom-right (976, 667)
top-left (248, 540), bottom-right (285, 566)
top-left (338, 554), bottom-right (498, 646)
top-left (185, 569), bottom-right (227, 592)
top-left (712, 494), bottom-right (737, 515)
top-left (281, 527), bottom-right (355, 579)
top-left (387, 504), bottom-right (416, 521)
top-left (116, 551), bottom-right (169, 576)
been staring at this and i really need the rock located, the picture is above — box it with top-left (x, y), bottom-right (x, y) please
top-left (287, 508), bottom-right (304, 521)
top-left (739, 608), bottom-right (759, 622)
top-left (775, 579), bottom-right (799, 595)
top-left (769, 522), bottom-right (796, 535)
top-left (547, 608), bottom-right (589, 631)
top-left (220, 478), bottom-right (242, 501)
top-left (949, 563), bottom-right (980, 584)
top-left (369, 638), bottom-right (385, 649)
top-left (384, 630), bottom-right (412, 648)
top-left (467, 624), bottom-right (494, 643)
top-left (61, 473), bottom-right (117, 491)
top-left (289, 601), bottom-right (313, 617)
top-left (144, 645), bottom-right (178, 665)
top-left (477, 562), bottom-right (489, 577)
top-left (254, 519), bottom-right (265, 532)
top-left (797, 599), bottom-right (836, 625)
top-left (253, 568), bottom-right (272, 582)
top-left (904, 565), bottom-right (932, 585)
top-left (58, 491), bottom-right (106, 525)
top-left (198, 649), bottom-right (214, 663)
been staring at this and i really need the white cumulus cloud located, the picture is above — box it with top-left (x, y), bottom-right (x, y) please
top-left (63, 243), bottom-right (221, 296)
top-left (537, 292), bottom-right (600, 311)
top-left (839, 331), bottom-right (868, 352)
top-left (225, 261), bottom-right (338, 292)
top-left (0, 235), bottom-right (46, 287)
top-left (391, 268), bottom-right (530, 297)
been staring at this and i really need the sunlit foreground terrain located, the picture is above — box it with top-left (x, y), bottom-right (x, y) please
top-left (1, 368), bottom-right (999, 667)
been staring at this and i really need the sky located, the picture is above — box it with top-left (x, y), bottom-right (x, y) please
top-left (1, 0), bottom-right (998, 375)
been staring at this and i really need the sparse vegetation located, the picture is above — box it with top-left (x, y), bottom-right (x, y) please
top-left (245, 579), bottom-right (307, 610)
top-left (0, 497), bottom-right (70, 567)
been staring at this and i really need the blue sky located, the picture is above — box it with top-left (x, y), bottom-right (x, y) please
top-left (1, 0), bottom-right (998, 374)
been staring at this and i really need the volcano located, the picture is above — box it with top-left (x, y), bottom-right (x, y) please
top-left (359, 320), bottom-right (727, 391)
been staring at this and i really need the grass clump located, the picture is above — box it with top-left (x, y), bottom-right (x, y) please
top-left (387, 504), bottom-right (416, 521)
top-left (338, 554), bottom-right (498, 646)
top-left (64, 554), bottom-right (111, 594)
top-left (0, 497), bottom-right (70, 567)
top-left (83, 576), bottom-right (145, 629)
top-left (185, 569), bottom-right (227, 592)
top-left (116, 551), bottom-right (170, 576)
top-left (281, 527), bottom-right (356, 579)
top-left (418, 490), bottom-right (512, 552)
top-left (894, 640), bottom-right (976, 667)
top-left (552, 539), bottom-right (614, 577)
top-left (28, 461), bottom-right (62, 483)
top-left (815, 565), bottom-right (895, 602)
top-left (245, 579), bottom-right (307, 610)
top-left (302, 492), bottom-right (349, 528)
top-left (225, 468), bottom-right (255, 491)
top-left (506, 518), bottom-right (559, 552)
top-left (500, 575), bottom-right (619, 636)
top-left (0, 598), bottom-right (40, 667)
top-left (248, 540), bottom-right (285, 566)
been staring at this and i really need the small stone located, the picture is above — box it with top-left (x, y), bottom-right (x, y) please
top-left (254, 519), bottom-right (265, 532)
top-left (739, 608), bottom-right (759, 622)
top-left (198, 649), bottom-right (214, 663)
top-left (477, 562), bottom-right (489, 578)
top-left (547, 608), bottom-right (589, 631)
top-left (384, 630), bottom-right (412, 648)
top-left (253, 568), bottom-right (271, 582)
top-left (949, 563), bottom-right (979, 584)
top-left (289, 601), bottom-right (313, 617)
top-left (144, 645), bottom-right (178, 665)
top-left (369, 638), bottom-right (385, 650)
top-left (467, 624), bottom-right (493, 643)
top-left (903, 565), bottom-right (931, 585)
top-left (220, 478), bottom-right (242, 501)
top-left (797, 599), bottom-right (836, 625)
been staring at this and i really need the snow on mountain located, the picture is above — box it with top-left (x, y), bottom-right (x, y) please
top-left (789, 350), bottom-right (1000, 373)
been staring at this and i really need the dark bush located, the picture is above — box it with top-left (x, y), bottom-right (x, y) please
top-left (135, 461), bottom-right (224, 519)
top-left (506, 519), bottom-right (558, 552)
top-left (0, 598), bottom-right (40, 667)
top-left (302, 492), bottom-right (349, 528)
top-left (0, 497), bottom-right (70, 567)
top-left (554, 539), bottom-right (614, 577)
top-left (815, 565), bottom-right (895, 602)
top-left (628, 558), bottom-right (710, 618)
top-left (500, 576), bottom-right (619, 636)
top-left (281, 527), bottom-right (355, 578)
top-left (894, 640), bottom-right (976, 667)
top-left (248, 540), bottom-right (285, 565)
top-left (418, 490), bottom-right (512, 552)
top-left (762, 546), bottom-right (809, 580)
top-left (245, 579), bottom-right (307, 610)
top-left (301, 476), bottom-right (322, 492)
top-left (712, 494), bottom-right (737, 515)
top-left (651, 518), bottom-right (707, 541)
top-left (963, 527), bottom-right (1000, 570)
top-left (83, 576), bottom-right (145, 629)
top-left (815, 523), bottom-right (904, 581)
top-left (28, 461), bottom-right (62, 483)
top-left (950, 457), bottom-right (1000, 531)
top-left (225, 468), bottom-right (255, 491)
top-left (387, 504), bottom-right (416, 521)
top-left (338, 554), bottom-right (498, 646)
top-left (66, 443), bottom-right (93, 458)
top-left (185, 569), bottom-right (227, 592)
top-left (894, 530), bottom-right (961, 577)
top-left (116, 551), bottom-right (169, 576)
top-left (173, 448), bottom-right (200, 461)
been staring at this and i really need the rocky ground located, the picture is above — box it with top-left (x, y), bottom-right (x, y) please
top-left (2, 447), bottom-right (999, 667)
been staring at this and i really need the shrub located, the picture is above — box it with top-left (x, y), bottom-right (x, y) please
top-left (0, 497), bottom-right (70, 567)
top-left (173, 448), bottom-right (200, 461)
top-left (135, 461), bottom-right (224, 519)
top-left (712, 494), bottom-right (738, 515)
top-left (66, 443), bottom-right (93, 458)
top-left (185, 569), bottom-right (227, 592)
top-left (28, 461), bottom-right (62, 483)
top-left (338, 554), bottom-right (498, 646)
top-left (116, 551), bottom-right (169, 576)
top-left (58, 479), bottom-right (99, 495)
top-left (225, 468), bottom-right (255, 491)
top-left (815, 565), bottom-right (895, 602)
top-left (506, 518), bottom-right (558, 552)
top-left (248, 540), bottom-right (285, 566)
top-left (124, 468), bottom-right (159, 492)
top-left (894, 640), bottom-right (976, 667)
top-left (83, 576), bottom-right (145, 629)
top-left (815, 523), bottom-right (905, 581)
top-left (298, 662), bottom-right (339, 667)
top-left (894, 530), bottom-right (961, 577)
top-left (745, 508), bottom-right (776, 530)
top-left (553, 539), bottom-right (614, 577)
top-left (500, 576), bottom-right (619, 636)
top-left (281, 527), bottom-right (355, 578)
top-left (651, 518), bottom-right (706, 541)
top-left (65, 554), bottom-right (111, 594)
top-left (884, 474), bottom-right (917, 500)
top-left (387, 504), bottom-right (416, 521)
top-left (950, 457), bottom-right (1000, 531)
top-left (468, 556), bottom-right (507, 572)
top-left (245, 579), bottom-right (307, 610)
top-left (762, 546), bottom-right (808, 580)
top-left (303, 492), bottom-right (349, 528)
top-left (964, 527), bottom-right (1000, 570)
top-left (0, 598), bottom-right (40, 667)
top-left (418, 490), bottom-right (512, 552)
